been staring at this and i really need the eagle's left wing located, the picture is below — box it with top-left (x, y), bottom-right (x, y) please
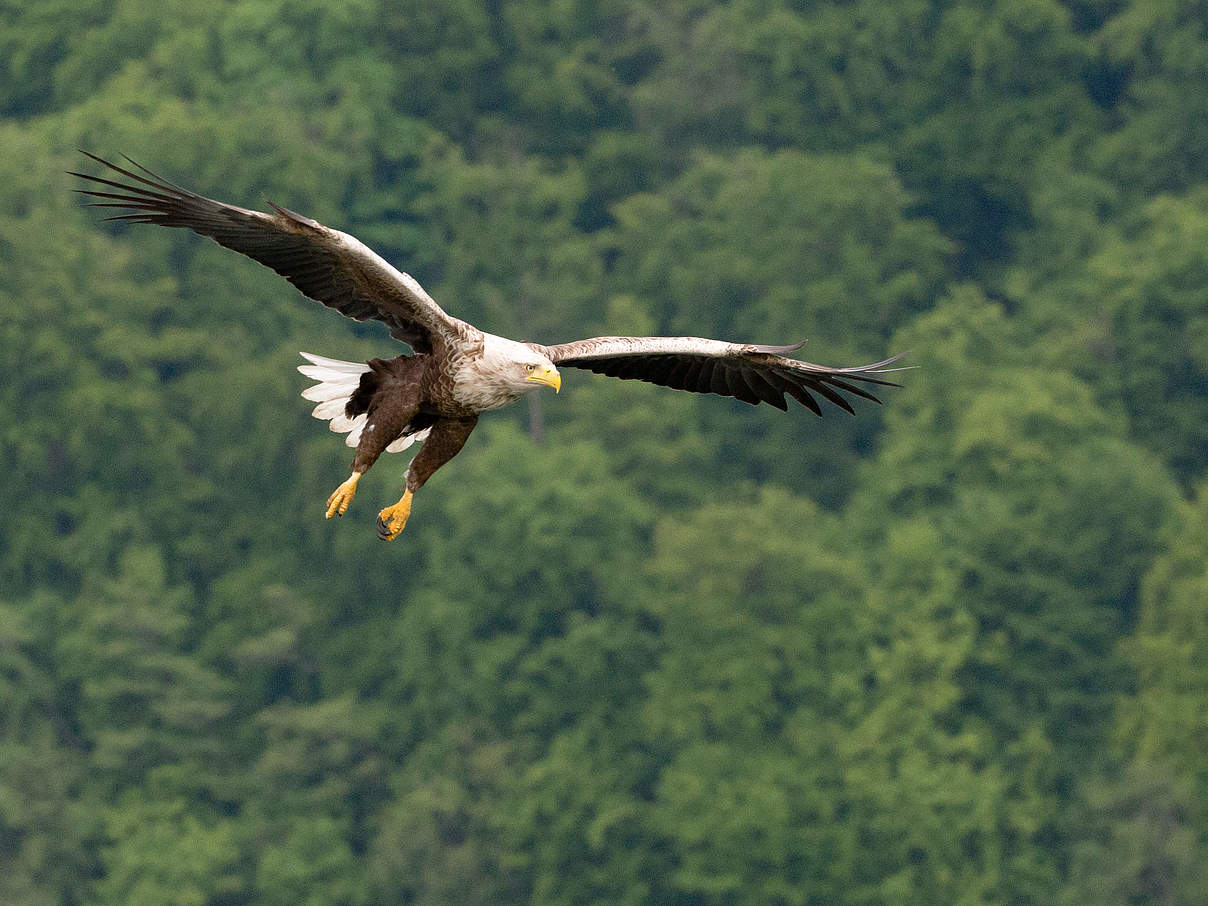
top-left (541, 336), bottom-right (905, 414)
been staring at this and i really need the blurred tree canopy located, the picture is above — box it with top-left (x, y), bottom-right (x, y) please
top-left (1, 0), bottom-right (1205, 902)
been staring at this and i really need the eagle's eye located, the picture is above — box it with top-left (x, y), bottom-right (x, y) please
top-left (525, 363), bottom-right (536, 372)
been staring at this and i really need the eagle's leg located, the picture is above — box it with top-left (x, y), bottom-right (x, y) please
top-left (378, 415), bottom-right (478, 541)
top-left (326, 389), bottom-right (421, 520)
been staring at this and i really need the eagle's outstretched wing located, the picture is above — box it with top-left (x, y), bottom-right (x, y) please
top-left (72, 151), bottom-right (466, 353)
top-left (541, 336), bottom-right (905, 414)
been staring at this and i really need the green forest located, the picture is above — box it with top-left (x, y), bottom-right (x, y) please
top-left (3, 0), bottom-right (1207, 902)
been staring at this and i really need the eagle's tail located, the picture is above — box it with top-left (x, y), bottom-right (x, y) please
top-left (297, 352), bottom-right (429, 453)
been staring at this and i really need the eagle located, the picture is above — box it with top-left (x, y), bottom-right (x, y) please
top-left (74, 152), bottom-right (905, 540)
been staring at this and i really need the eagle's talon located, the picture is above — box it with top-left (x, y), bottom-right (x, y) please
top-left (325, 472), bottom-right (361, 520)
top-left (376, 490), bottom-right (413, 541)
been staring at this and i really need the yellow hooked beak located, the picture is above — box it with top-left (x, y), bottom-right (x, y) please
top-left (527, 364), bottom-right (561, 393)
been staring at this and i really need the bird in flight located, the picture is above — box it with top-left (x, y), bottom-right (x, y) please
top-left (74, 152), bottom-right (905, 540)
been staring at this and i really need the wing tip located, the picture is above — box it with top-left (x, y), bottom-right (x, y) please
top-left (76, 148), bottom-right (108, 167)
top-left (856, 350), bottom-right (912, 373)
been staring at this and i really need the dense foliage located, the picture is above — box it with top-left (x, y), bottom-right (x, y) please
top-left (2, 0), bottom-right (1206, 902)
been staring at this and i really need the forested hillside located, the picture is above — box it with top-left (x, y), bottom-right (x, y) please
top-left (2, 0), bottom-right (1207, 902)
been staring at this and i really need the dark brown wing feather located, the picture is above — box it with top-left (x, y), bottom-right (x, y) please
top-left (72, 151), bottom-right (465, 352)
top-left (542, 336), bottom-right (906, 415)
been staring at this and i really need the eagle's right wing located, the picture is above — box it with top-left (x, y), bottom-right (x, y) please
top-left (73, 151), bottom-right (466, 353)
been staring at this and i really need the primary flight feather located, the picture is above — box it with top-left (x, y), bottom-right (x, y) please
top-left (74, 152), bottom-right (906, 540)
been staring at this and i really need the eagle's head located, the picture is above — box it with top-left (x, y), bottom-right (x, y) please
top-left (487, 336), bottom-right (559, 394)
top-left (461, 335), bottom-right (561, 411)
top-left (519, 351), bottom-right (561, 393)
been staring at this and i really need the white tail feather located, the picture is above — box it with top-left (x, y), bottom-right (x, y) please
top-left (302, 380), bottom-right (360, 402)
top-left (311, 397), bottom-right (351, 420)
top-left (343, 413), bottom-right (369, 444)
top-left (299, 351), bottom-right (370, 374)
top-left (387, 427), bottom-right (431, 453)
top-left (331, 412), bottom-right (362, 434)
top-left (299, 352), bottom-right (428, 455)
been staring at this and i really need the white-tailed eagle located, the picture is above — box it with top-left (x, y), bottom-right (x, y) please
top-left (74, 152), bottom-right (905, 540)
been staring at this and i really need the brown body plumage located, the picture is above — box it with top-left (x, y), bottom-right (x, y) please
top-left (74, 152), bottom-right (907, 539)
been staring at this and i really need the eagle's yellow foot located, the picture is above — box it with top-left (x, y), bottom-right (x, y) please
top-left (325, 472), bottom-right (361, 519)
top-left (376, 490), bottom-right (413, 541)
